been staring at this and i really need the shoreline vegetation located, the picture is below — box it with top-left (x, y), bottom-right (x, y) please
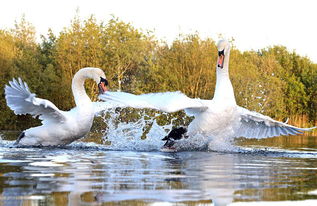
top-left (1, 15), bottom-right (316, 136)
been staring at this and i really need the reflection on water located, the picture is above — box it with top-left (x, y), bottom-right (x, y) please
top-left (0, 132), bottom-right (317, 206)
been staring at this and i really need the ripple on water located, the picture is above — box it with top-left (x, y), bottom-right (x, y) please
top-left (1, 130), bottom-right (317, 205)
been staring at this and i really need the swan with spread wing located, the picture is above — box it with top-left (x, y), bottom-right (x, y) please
top-left (5, 67), bottom-right (112, 146)
top-left (100, 40), bottom-right (315, 150)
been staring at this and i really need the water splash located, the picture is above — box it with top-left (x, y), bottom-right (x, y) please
top-left (1, 108), bottom-right (316, 157)
top-left (93, 108), bottom-right (317, 156)
top-left (96, 108), bottom-right (237, 152)
top-left (98, 108), bottom-right (170, 151)
top-left (0, 139), bottom-right (15, 148)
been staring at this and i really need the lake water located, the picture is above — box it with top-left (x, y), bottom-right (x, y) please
top-left (0, 131), bottom-right (317, 206)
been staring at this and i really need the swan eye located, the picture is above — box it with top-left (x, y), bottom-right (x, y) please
top-left (218, 49), bottom-right (224, 57)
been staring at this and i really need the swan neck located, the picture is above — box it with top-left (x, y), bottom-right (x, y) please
top-left (72, 71), bottom-right (91, 106)
top-left (213, 53), bottom-right (236, 104)
top-left (222, 51), bottom-right (230, 71)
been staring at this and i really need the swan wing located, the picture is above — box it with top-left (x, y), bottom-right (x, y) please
top-left (235, 106), bottom-right (316, 139)
top-left (99, 91), bottom-right (208, 114)
top-left (91, 101), bottom-right (127, 115)
top-left (5, 78), bottom-right (66, 123)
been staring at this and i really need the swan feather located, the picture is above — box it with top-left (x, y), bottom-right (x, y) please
top-left (99, 91), bottom-right (208, 115)
top-left (5, 78), bottom-right (66, 123)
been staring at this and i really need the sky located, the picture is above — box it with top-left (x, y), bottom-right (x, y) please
top-left (1, 0), bottom-right (317, 63)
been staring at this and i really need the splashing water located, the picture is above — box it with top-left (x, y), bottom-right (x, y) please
top-left (0, 108), bottom-right (237, 152)
top-left (95, 108), bottom-right (239, 152)
top-left (89, 109), bottom-right (317, 157)
top-left (4, 108), bottom-right (308, 154)
top-left (98, 108), bottom-right (171, 151)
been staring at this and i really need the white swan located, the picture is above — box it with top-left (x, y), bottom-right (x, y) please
top-left (5, 67), bottom-right (111, 146)
top-left (99, 40), bottom-right (315, 150)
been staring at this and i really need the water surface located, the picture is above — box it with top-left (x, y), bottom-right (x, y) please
top-left (0, 131), bottom-right (317, 206)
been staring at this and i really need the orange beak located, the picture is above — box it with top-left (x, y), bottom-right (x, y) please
top-left (98, 82), bottom-right (108, 94)
top-left (218, 54), bottom-right (224, 69)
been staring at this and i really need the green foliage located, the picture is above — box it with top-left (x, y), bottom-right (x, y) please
top-left (0, 16), bottom-right (317, 130)
top-left (154, 34), bottom-right (216, 98)
top-left (102, 17), bottom-right (155, 92)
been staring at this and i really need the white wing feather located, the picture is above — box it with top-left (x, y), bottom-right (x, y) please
top-left (5, 78), bottom-right (66, 123)
top-left (99, 91), bottom-right (208, 115)
top-left (92, 101), bottom-right (127, 115)
top-left (236, 106), bottom-right (316, 139)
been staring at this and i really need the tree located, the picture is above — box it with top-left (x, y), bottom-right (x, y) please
top-left (0, 30), bottom-right (19, 129)
top-left (1, 15), bottom-right (317, 130)
top-left (102, 17), bottom-right (153, 92)
top-left (0, 17), bottom-right (42, 130)
top-left (55, 15), bottom-right (104, 108)
top-left (155, 34), bottom-right (216, 98)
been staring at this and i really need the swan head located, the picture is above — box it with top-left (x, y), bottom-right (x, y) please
top-left (93, 68), bottom-right (109, 94)
top-left (98, 76), bottom-right (109, 94)
top-left (79, 67), bottom-right (109, 94)
top-left (217, 40), bottom-right (230, 69)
